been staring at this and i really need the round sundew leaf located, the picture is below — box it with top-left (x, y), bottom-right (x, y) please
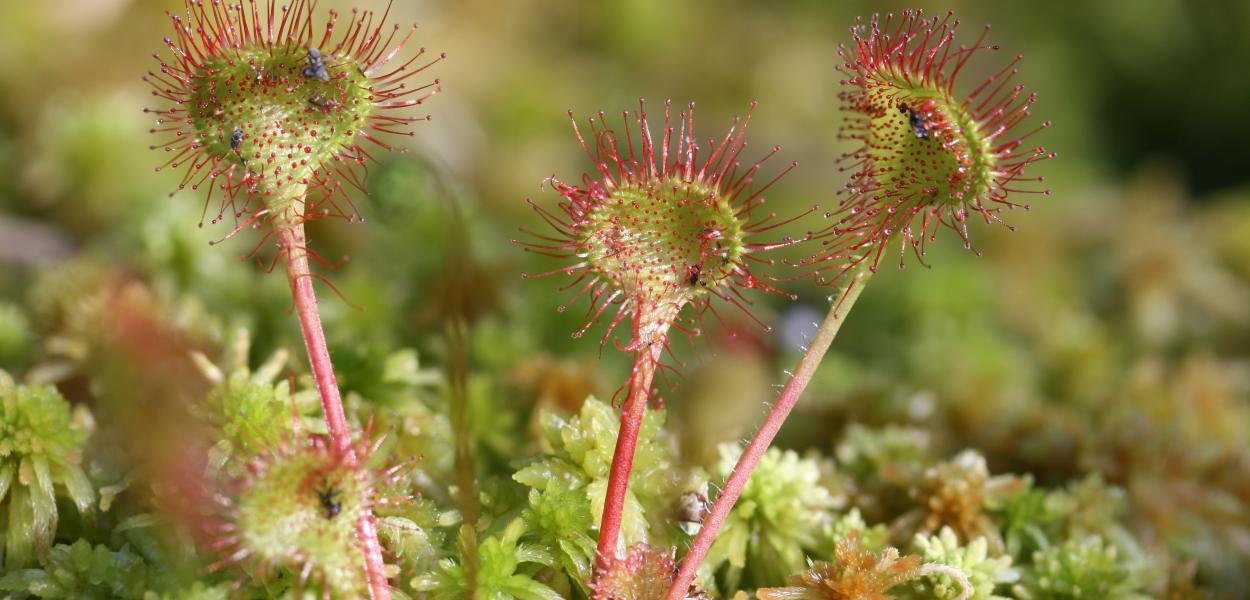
top-left (205, 430), bottom-right (411, 596)
top-left (146, 0), bottom-right (442, 232)
top-left (813, 10), bottom-right (1054, 279)
top-left (859, 90), bottom-right (996, 210)
top-left (234, 449), bottom-right (367, 587)
top-left (521, 101), bottom-right (809, 346)
top-left (188, 47), bottom-right (373, 206)
top-left (583, 179), bottom-right (746, 307)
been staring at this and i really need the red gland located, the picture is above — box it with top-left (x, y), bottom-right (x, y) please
top-left (811, 10), bottom-right (1055, 284)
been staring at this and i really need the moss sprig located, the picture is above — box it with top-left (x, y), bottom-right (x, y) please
top-left (412, 518), bottom-right (562, 600)
top-left (0, 372), bottom-right (95, 569)
top-left (0, 539), bottom-right (160, 599)
top-left (705, 444), bottom-right (841, 590)
top-left (513, 397), bottom-right (678, 549)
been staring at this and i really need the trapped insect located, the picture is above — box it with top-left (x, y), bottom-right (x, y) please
top-left (686, 263), bottom-right (703, 286)
top-left (302, 47), bottom-right (330, 82)
top-left (898, 103), bottom-right (931, 140)
top-left (316, 484), bottom-right (341, 519)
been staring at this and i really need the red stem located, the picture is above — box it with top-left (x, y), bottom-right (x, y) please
top-left (355, 514), bottom-right (391, 598)
top-left (279, 222), bottom-right (392, 600)
top-left (594, 317), bottom-right (667, 586)
top-left (280, 224), bottom-right (352, 454)
top-left (664, 268), bottom-right (873, 599)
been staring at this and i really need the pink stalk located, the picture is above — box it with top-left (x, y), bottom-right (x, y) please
top-left (594, 322), bottom-right (667, 586)
top-left (355, 514), bottom-right (391, 599)
top-left (665, 268), bottom-right (874, 600)
top-left (278, 221), bottom-right (391, 600)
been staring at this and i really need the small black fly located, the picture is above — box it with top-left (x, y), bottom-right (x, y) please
top-left (316, 484), bottom-right (342, 519)
top-left (308, 94), bottom-right (341, 111)
top-left (899, 103), bottom-right (930, 140)
top-left (229, 129), bottom-right (247, 164)
top-left (686, 263), bottom-right (703, 287)
top-left (302, 47), bottom-right (330, 82)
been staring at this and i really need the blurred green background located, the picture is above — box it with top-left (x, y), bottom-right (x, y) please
top-left (1, 0), bottom-right (1248, 594)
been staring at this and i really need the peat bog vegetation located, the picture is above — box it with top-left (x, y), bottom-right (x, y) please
top-left (1, 0), bottom-right (1249, 598)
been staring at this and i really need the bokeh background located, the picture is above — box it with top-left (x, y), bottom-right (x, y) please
top-left (1, 0), bottom-right (1248, 595)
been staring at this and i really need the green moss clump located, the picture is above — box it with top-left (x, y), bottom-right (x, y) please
top-left (513, 397), bottom-right (678, 550)
top-left (1013, 536), bottom-right (1148, 600)
top-left (413, 519), bottom-right (561, 600)
top-left (0, 539), bottom-right (158, 599)
top-left (707, 444), bottom-right (841, 589)
top-left (0, 372), bottom-right (94, 569)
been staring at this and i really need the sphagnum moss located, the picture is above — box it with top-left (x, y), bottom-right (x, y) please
top-left (0, 371), bottom-right (94, 570)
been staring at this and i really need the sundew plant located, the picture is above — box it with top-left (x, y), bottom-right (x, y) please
top-left (2, 1), bottom-right (1250, 599)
